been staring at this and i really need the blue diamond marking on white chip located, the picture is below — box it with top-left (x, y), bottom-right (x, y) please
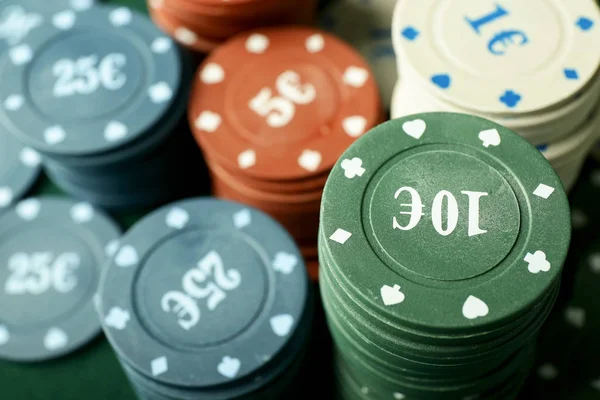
top-left (564, 69), bottom-right (579, 80)
top-left (431, 74), bottom-right (451, 89)
top-left (401, 27), bottom-right (420, 41)
top-left (576, 17), bottom-right (594, 31)
top-left (500, 90), bottom-right (522, 108)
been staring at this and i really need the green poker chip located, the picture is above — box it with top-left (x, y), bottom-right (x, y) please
top-left (319, 112), bottom-right (571, 399)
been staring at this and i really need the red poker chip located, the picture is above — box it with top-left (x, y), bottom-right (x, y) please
top-left (189, 26), bottom-right (381, 181)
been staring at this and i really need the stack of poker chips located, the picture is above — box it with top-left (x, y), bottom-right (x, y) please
top-left (147, 0), bottom-right (318, 53)
top-left (319, 113), bottom-right (571, 399)
top-left (0, 4), bottom-right (203, 210)
top-left (97, 198), bottom-right (313, 400)
top-left (188, 26), bottom-right (382, 280)
top-left (390, 0), bottom-right (600, 192)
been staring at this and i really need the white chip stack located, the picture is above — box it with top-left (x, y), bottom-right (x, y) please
top-left (391, 0), bottom-right (600, 192)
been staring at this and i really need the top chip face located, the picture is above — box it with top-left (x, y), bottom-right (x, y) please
top-left (190, 26), bottom-right (381, 181)
top-left (320, 112), bottom-right (571, 332)
top-left (0, 5), bottom-right (181, 156)
top-left (0, 197), bottom-right (121, 362)
top-left (98, 199), bottom-right (309, 388)
top-left (394, 0), bottom-right (600, 114)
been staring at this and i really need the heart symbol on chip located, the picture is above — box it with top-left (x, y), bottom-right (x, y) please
top-left (218, 356), bottom-right (241, 379)
top-left (270, 314), bottom-right (294, 337)
top-left (44, 328), bottom-right (68, 351)
top-left (0, 325), bottom-right (9, 345)
top-left (343, 116), bottom-right (367, 138)
top-left (462, 295), bottom-right (488, 319)
top-left (166, 207), bottom-right (189, 229)
top-left (44, 125), bottom-right (66, 145)
top-left (104, 121), bottom-right (128, 142)
top-left (17, 199), bottom-right (41, 220)
top-left (402, 119), bottom-right (426, 139)
top-left (431, 74), bottom-right (451, 89)
top-left (478, 129), bottom-right (501, 148)
top-left (298, 150), bottom-right (322, 172)
top-left (115, 245), bottom-right (139, 267)
top-left (52, 10), bottom-right (76, 30)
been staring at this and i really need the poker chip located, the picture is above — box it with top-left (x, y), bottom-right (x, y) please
top-left (189, 26), bottom-right (382, 280)
top-left (97, 198), bottom-right (313, 399)
top-left (0, 196), bottom-right (121, 362)
top-left (318, 0), bottom-right (397, 110)
top-left (0, 131), bottom-right (41, 211)
top-left (147, 0), bottom-right (318, 53)
top-left (0, 4), bottom-right (203, 210)
top-left (319, 112), bottom-right (571, 398)
top-left (391, 0), bottom-right (600, 190)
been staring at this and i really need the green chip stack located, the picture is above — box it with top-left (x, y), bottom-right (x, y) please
top-left (318, 112), bottom-right (572, 399)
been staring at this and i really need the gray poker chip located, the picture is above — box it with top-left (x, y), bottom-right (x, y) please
top-left (0, 4), bottom-right (182, 157)
top-left (0, 130), bottom-right (41, 211)
top-left (98, 198), bottom-right (311, 397)
top-left (0, 196), bottom-right (121, 362)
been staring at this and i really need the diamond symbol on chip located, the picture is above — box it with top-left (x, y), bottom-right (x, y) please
top-left (576, 17), bottom-right (594, 31)
top-left (533, 184), bottom-right (554, 199)
top-left (148, 82), bottom-right (173, 104)
top-left (537, 363), bottom-right (558, 380)
top-left (330, 229), bottom-right (352, 244)
top-left (71, 202), bottom-right (94, 224)
top-left (151, 356), bottom-right (168, 376)
top-left (238, 149), bottom-right (256, 169)
top-left (343, 66), bottom-right (368, 88)
top-left (17, 198), bottom-right (40, 221)
top-left (233, 209), bottom-right (251, 229)
top-left (195, 111), bottom-right (222, 132)
top-left (4, 94), bottom-right (24, 111)
top-left (565, 307), bottom-right (586, 328)
top-left (44, 125), bottom-right (67, 145)
top-left (273, 252), bottom-right (298, 274)
top-left (305, 34), bottom-right (325, 53)
top-left (175, 27), bottom-right (197, 45)
top-left (20, 148), bottom-right (41, 167)
top-left (52, 10), bottom-right (76, 30)
top-left (0, 325), bottom-right (10, 346)
top-left (218, 356), bottom-right (241, 379)
top-left (402, 26), bottom-right (420, 40)
top-left (342, 116), bottom-right (367, 138)
top-left (524, 250), bottom-right (550, 274)
top-left (564, 69), bottom-right (579, 80)
top-left (151, 37), bottom-right (172, 53)
top-left (44, 328), bottom-right (68, 351)
top-left (104, 121), bottom-right (128, 142)
top-left (201, 63), bottom-right (225, 84)
top-left (246, 33), bottom-right (269, 53)
top-left (166, 207), bottom-right (189, 229)
top-left (110, 7), bottom-right (132, 27)
top-left (270, 314), bottom-right (294, 337)
top-left (478, 129), bottom-right (501, 148)
top-left (115, 245), bottom-right (139, 267)
top-left (462, 296), bottom-right (488, 319)
top-left (105, 307), bottom-right (131, 330)
top-left (298, 150), bottom-right (322, 172)
top-left (71, 0), bottom-right (94, 11)
top-left (105, 239), bottom-right (120, 257)
top-left (10, 44), bottom-right (33, 65)
top-left (341, 158), bottom-right (365, 179)
top-left (0, 188), bottom-right (13, 208)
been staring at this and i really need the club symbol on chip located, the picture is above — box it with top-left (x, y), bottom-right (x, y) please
top-left (218, 356), bottom-right (241, 379)
top-left (380, 284), bottom-right (405, 306)
top-left (44, 328), bottom-right (68, 351)
top-left (272, 252), bottom-right (298, 274)
top-left (478, 129), bottom-right (501, 148)
top-left (341, 157), bottom-right (365, 179)
top-left (524, 250), bottom-right (550, 274)
top-left (402, 119), bottom-right (426, 139)
top-left (104, 307), bottom-right (131, 330)
top-left (462, 295), bottom-right (488, 319)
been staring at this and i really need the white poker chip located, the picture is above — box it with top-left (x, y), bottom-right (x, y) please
top-left (393, 0), bottom-right (600, 114)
